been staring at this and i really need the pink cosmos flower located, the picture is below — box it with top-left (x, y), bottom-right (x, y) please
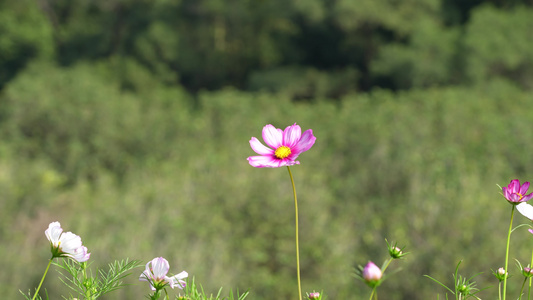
top-left (45, 221), bottom-right (90, 262)
top-left (140, 257), bottom-right (188, 291)
top-left (363, 261), bottom-right (382, 282)
top-left (247, 123), bottom-right (316, 168)
top-left (502, 179), bottom-right (533, 203)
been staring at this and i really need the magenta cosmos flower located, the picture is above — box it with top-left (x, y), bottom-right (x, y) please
top-left (45, 221), bottom-right (90, 262)
top-left (247, 123), bottom-right (316, 168)
top-left (140, 257), bottom-right (188, 291)
top-left (502, 179), bottom-right (533, 204)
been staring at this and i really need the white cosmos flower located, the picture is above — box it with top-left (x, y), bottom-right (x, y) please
top-left (140, 257), bottom-right (188, 291)
top-left (45, 221), bottom-right (90, 262)
top-left (517, 202), bottom-right (533, 220)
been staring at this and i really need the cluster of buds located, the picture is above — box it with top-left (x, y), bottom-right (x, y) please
top-left (355, 240), bottom-right (408, 294)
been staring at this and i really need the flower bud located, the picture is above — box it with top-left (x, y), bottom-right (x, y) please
top-left (493, 267), bottom-right (507, 282)
top-left (363, 261), bottom-right (382, 285)
top-left (523, 267), bottom-right (533, 278)
top-left (386, 240), bottom-right (408, 259)
top-left (458, 284), bottom-right (469, 295)
top-left (308, 292), bottom-right (320, 299)
top-left (389, 246), bottom-right (403, 259)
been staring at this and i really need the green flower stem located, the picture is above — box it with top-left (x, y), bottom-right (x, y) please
top-left (520, 276), bottom-right (529, 300)
top-left (527, 250), bottom-right (533, 300)
top-left (81, 262), bottom-right (92, 300)
top-left (499, 282), bottom-right (502, 300)
top-left (381, 258), bottom-right (393, 274)
top-left (287, 166), bottom-right (302, 300)
top-left (150, 289), bottom-right (162, 300)
top-left (503, 205), bottom-right (516, 300)
top-left (32, 258), bottom-right (53, 300)
top-left (369, 288), bottom-right (378, 300)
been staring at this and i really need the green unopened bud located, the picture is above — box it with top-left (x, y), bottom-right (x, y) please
top-left (523, 267), bottom-right (533, 278)
top-left (458, 284), bottom-right (469, 295)
top-left (386, 239), bottom-right (408, 259)
top-left (493, 267), bottom-right (507, 282)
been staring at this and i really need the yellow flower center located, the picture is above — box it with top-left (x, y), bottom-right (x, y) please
top-left (274, 146), bottom-right (291, 159)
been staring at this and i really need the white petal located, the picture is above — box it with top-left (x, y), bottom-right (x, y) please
top-left (59, 232), bottom-right (83, 253)
top-left (45, 222), bottom-right (63, 245)
top-left (517, 202), bottom-right (533, 220)
top-left (168, 271), bottom-right (188, 289)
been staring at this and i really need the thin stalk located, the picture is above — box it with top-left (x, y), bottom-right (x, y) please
top-left (32, 258), bottom-right (53, 300)
top-left (527, 250), bottom-right (533, 300)
top-left (81, 262), bottom-right (92, 300)
top-left (520, 277), bottom-right (528, 300)
top-left (287, 166), bottom-right (302, 300)
top-left (503, 205), bottom-right (516, 300)
top-left (381, 258), bottom-right (393, 274)
top-left (369, 288), bottom-right (378, 300)
top-left (150, 289), bottom-right (162, 300)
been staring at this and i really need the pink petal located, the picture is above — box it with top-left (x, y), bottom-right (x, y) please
top-left (523, 192), bottom-right (533, 202)
top-left (248, 155), bottom-right (279, 168)
top-left (283, 123), bottom-right (301, 148)
top-left (262, 125), bottom-right (283, 149)
top-left (510, 179), bottom-right (520, 193)
top-left (520, 182), bottom-right (530, 195)
top-left (509, 194), bottom-right (522, 202)
top-left (292, 129), bottom-right (316, 154)
top-left (279, 159), bottom-right (300, 167)
top-left (249, 137), bottom-right (274, 155)
top-left (247, 156), bottom-right (300, 168)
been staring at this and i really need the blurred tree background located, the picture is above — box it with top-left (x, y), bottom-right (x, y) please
top-left (2, 0), bottom-right (533, 299)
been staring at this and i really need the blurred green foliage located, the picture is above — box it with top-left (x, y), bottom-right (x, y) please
top-left (1, 0), bottom-right (533, 299)
top-left (2, 0), bottom-right (533, 95)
